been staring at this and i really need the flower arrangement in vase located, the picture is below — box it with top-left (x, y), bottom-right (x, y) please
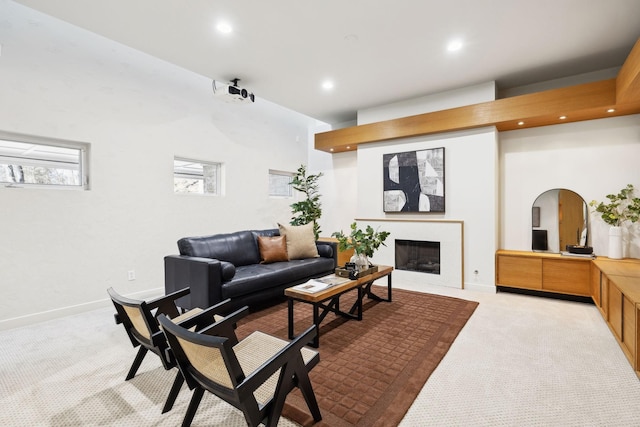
top-left (589, 184), bottom-right (640, 259)
top-left (331, 222), bottom-right (390, 271)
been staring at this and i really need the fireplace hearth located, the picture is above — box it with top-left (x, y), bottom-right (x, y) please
top-left (395, 239), bottom-right (440, 275)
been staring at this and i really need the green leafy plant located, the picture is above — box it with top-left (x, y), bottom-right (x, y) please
top-left (589, 184), bottom-right (640, 227)
top-left (290, 165), bottom-right (323, 240)
top-left (331, 222), bottom-right (391, 258)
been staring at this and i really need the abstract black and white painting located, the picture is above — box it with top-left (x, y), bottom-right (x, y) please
top-left (383, 147), bottom-right (445, 212)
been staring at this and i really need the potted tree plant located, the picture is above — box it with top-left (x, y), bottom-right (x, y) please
top-left (332, 222), bottom-right (390, 272)
top-left (290, 165), bottom-right (323, 240)
top-left (589, 184), bottom-right (640, 259)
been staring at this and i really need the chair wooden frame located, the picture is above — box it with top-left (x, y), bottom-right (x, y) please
top-left (108, 287), bottom-right (233, 413)
top-left (159, 306), bottom-right (322, 427)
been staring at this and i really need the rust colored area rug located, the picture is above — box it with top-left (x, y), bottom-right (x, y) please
top-left (235, 287), bottom-right (478, 427)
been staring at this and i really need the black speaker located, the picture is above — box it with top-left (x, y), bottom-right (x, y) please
top-left (532, 229), bottom-right (548, 251)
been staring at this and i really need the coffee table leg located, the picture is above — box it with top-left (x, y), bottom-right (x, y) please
top-left (288, 298), bottom-right (294, 340)
top-left (364, 273), bottom-right (393, 303)
top-left (313, 303), bottom-right (320, 347)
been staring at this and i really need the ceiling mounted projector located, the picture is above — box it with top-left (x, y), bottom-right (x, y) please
top-left (212, 78), bottom-right (255, 103)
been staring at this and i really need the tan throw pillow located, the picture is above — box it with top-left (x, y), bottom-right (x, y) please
top-left (278, 222), bottom-right (319, 260)
top-left (258, 235), bottom-right (289, 264)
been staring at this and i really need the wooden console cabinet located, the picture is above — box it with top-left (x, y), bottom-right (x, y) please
top-left (497, 251), bottom-right (640, 377)
top-left (496, 250), bottom-right (591, 297)
top-left (591, 258), bottom-right (640, 376)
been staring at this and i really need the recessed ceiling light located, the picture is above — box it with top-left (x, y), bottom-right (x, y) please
top-left (446, 39), bottom-right (463, 52)
top-left (330, 148), bottom-right (334, 152)
top-left (607, 108), bottom-right (616, 113)
top-left (216, 22), bottom-right (233, 34)
top-left (517, 121), bottom-right (525, 126)
top-left (322, 80), bottom-right (334, 90)
top-left (346, 146), bottom-right (351, 150)
top-left (559, 115), bottom-right (567, 120)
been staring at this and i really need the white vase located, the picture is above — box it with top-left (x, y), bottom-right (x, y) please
top-left (608, 226), bottom-right (623, 259)
top-left (350, 253), bottom-right (369, 272)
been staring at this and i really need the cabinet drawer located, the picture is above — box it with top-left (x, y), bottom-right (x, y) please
top-left (609, 283), bottom-right (623, 340)
top-left (590, 264), bottom-right (601, 307)
top-left (601, 274), bottom-right (609, 320)
top-left (497, 255), bottom-right (542, 289)
top-left (623, 295), bottom-right (636, 363)
top-left (542, 259), bottom-right (591, 296)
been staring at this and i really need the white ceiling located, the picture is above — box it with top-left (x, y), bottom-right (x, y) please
top-left (14, 0), bottom-right (640, 125)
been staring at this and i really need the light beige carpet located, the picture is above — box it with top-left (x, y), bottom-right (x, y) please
top-left (398, 284), bottom-right (640, 426)
top-left (0, 305), bottom-right (297, 426)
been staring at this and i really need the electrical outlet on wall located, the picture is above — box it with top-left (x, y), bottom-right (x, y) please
top-left (127, 270), bottom-right (136, 281)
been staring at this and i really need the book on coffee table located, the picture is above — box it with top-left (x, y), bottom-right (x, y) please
top-left (291, 274), bottom-right (351, 293)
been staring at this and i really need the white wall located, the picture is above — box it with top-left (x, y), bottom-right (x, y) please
top-left (307, 122), bottom-right (359, 240)
top-left (308, 149), bottom-right (359, 240)
top-left (358, 81), bottom-right (497, 125)
top-left (356, 129), bottom-right (498, 290)
top-left (358, 83), bottom-right (499, 291)
top-left (0, 1), bottom-right (315, 328)
top-left (500, 114), bottom-right (640, 258)
top-left (314, 83), bottom-right (499, 291)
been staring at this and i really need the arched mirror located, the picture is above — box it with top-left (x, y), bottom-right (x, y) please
top-left (531, 189), bottom-right (589, 253)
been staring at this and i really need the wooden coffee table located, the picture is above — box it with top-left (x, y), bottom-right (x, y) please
top-left (285, 265), bottom-right (393, 347)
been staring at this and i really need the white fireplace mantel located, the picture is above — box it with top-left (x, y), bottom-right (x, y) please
top-left (356, 218), bottom-right (464, 289)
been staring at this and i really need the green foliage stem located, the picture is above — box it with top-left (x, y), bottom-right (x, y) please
top-left (331, 222), bottom-right (391, 258)
top-left (589, 184), bottom-right (640, 227)
top-left (290, 165), bottom-right (323, 240)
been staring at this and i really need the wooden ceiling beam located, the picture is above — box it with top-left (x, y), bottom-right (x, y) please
top-left (315, 80), bottom-right (624, 153)
top-left (315, 38), bottom-right (640, 154)
top-left (617, 38), bottom-right (640, 104)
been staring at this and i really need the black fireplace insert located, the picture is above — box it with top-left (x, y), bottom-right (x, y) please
top-left (395, 239), bottom-right (440, 275)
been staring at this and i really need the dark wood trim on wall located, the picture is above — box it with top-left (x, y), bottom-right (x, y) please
top-left (315, 38), bottom-right (640, 154)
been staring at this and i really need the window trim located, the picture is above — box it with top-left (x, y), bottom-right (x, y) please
top-left (0, 131), bottom-right (90, 190)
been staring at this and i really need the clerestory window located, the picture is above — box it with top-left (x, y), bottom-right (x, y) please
top-left (269, 170), bottom-right (293, 197)
top-left (0, 132), bottom-right (89, 189)
top-left (174, 157), bottom-right (222, 195)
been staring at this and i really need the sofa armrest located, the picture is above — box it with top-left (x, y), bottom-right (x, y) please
top-left (164, 255), bottom-right (227, 309)
top-left (316, 240), bottom-right (338, 269)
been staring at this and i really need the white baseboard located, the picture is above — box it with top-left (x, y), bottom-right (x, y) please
top-left (464, 282), bottom-right (496, 293)
top-left (0, 287), bottom-right (163, 331)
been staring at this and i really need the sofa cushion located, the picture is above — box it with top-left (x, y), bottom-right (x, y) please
top-left (258, 235), bottom-right (289, 264)
top-left (221, 257), bottom-right (335, 299)
top-left (178, 231), bottom-right (261, 266)
top-left (278, 222), bottom-right (319, 260)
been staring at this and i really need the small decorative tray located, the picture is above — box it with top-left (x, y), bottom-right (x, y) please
top-left (335, 265), bottom-right (378, 278)
top-left (566, 245), bottom-right (593, 255)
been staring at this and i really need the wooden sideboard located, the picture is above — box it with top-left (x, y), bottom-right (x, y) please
top-left (592, 258), bottom-right (640, 376)
top-left (496, 250), bottom-right (640, 377)
top-left (495, 250), bottom-right (592, 297)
